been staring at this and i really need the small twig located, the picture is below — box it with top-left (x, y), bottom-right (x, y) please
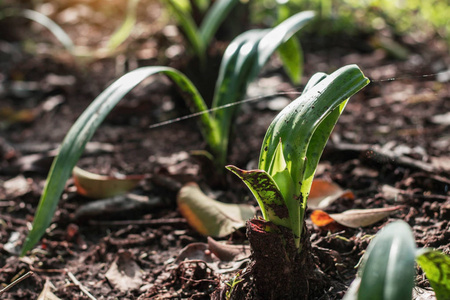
top-left (89, 218), bottom-right (187, 227)
top-left (0, 271), bottom-right (34, 296)
top-left (67, 271), bottom-right (97, 300)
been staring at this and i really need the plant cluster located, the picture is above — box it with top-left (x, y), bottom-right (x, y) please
top-left (20, 10), bottom-right (315, 255)
top-left (6, 1), bottom-right (448, 299)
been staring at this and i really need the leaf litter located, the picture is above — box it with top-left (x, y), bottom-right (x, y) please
top-left (0, 10), bottom-right (449, 300)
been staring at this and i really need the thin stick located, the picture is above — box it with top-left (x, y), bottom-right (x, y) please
top-left (0, 271), bottom-right (34, 296)
top-left (67, 271), bottom-right (97, 300)
top-left (89, 217), bottom-right (187, 227)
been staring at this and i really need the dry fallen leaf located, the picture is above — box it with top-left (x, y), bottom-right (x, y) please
top-left (310, 210), bottom-right (336, 227)
top-left (37, 280), bottom-right (61, 300)
top-left (175, 242), bottom-right (218, 263)
top-left (308, 179), bottom-right (354, 209)
top-left (105, 250), bottom-right (143, 292)
top-left (312, 206), bottom-right (402, 228)
top-left (73, 166), bottom-right (147, 199)
top-left (207, 237), bottom-right (251, 261)
top-left (174, 238), bottom-right (251, 274)
top-left (177, 182), bottom-right (256, 237)
top-left (3, 175), bottom-right (30, 197)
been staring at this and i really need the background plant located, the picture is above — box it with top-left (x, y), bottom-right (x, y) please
top-left (251, 0), bottom-right (450, 44)
top-left (0, 0), bottom-right (140, 59)
top-left (20, 11), bottom-right (315, 255)
top-left (228, 64), bottom-right (369, 249)
top-left (344, 220), bottom-right (450, 300)
top-left (164, 0), bottom-right (240, 61)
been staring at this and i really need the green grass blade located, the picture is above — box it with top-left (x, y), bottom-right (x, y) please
top-left (107, 0), bottom-right (139, 51)
top-left (199, 0), bottom-right (240, 46)
top-left (21, 67), bottom-right (211, 255)
top-left (166, 0), bottom-right (204, 57)
top-left (277, 36), bottom-right (303, 84)
top-left (416, 249), bottom-right (450, 300)
top-left (357, 221), bottom-right (416, 300)
top-left (252, 11), bottom-right (315, 78)
top-left (1, 9), bottom-right (75, 53)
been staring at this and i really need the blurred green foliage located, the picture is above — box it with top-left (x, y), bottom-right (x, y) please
top-left (251, 0), bottom-right (450, 42)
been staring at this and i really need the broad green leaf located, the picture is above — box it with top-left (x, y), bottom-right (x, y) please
top-left (226, 165), bottom-right (290, 228)
top-left (177, 182), bottom-right (256, 237)
top-left (269, 139), bottom-right (295, 203)
top-left (416, 249), bottom-right (450, 300)
top-left (258, 65), bottom-right (369, 245)
top-left (199, 0), bottom-right (240, 46)
top-left (21, 67), bottom-right (212, 255)
top-left (277, 36), bottom-right (303, 84)
top-left (357, 221), bottom-right (416, 300)
top-left (107, 0), bottom-right (139, 51)
top-left (259, 65), bottom-right (369, 193)
top-left (210, 11), bottom-right (315, 168)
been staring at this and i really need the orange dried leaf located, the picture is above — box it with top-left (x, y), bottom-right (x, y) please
top-left (308, 179), bottom-right (354, 209)
top-left (177, 182), bottom-right (255, 237)
top-left (310, 210), bottom-right (335, 227)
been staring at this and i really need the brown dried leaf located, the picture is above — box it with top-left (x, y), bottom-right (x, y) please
top-left (207, 237), bottom-right (251, 261)
top-left (4, 175), bottom-right (30, 197)
top-left (177, 182), bottom-right (256, 237)
top-left (175, 243), bottom-right (218, 263)
top-left (329, 206), bottom-right (402, 228)
top-left (73, 166), bottom-right (147, 199)
top-left (37, 280), bottom-right (61, 300)
top-left (105, 250), bottom-right (143, 292)
top-left (308, 179), bottom-right (354, 209)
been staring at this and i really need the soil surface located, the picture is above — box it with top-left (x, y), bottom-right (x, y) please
top-left (1, 2), bottom-right (449, 299)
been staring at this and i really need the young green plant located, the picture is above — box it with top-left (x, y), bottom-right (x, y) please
top-left (20, 11), bottom-right (314, 255)
top-left (227, 64), bottom-right (370, 250)
top-left (165, 0), bottom-right (240, 60)
top-left (344, 220), bottom-right (450, 300)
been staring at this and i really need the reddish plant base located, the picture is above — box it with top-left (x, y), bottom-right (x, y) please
top-left (213, 219), bottom-right (328, 300)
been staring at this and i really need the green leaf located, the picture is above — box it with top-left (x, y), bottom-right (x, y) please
top-left (166, 0), bottom-right (204, 57)
top-left (210, 11), bottom-right (315, 169)
top-left (357, 221), bottom-right (416, 300)
top-left (252, 11), bottom-right (315, 77)
top-left (199, 0), bottom-right (240, 47)
top-left (21, 67), bottom-right (211, 255)
top-left (1, 9), bottom-right (75, 53)
top-left (226, 165), bottom-right (290, 228)
top-left (258, 65), bottom-right (369, 245)
top-left (259, 65), bottom-right (368, 191)
top-left (107, 0), bottom-right (139, 51)
top-left (277, 36), bottom-right (303, 84)
top-left (416, 249), bottom-right (450, 300)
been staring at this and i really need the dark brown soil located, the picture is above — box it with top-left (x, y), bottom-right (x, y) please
top-left (1, 1), bottom-right (449, 299)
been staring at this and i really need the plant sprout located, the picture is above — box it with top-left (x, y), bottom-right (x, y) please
top-left (227, 64), bottom-right (370, 249)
